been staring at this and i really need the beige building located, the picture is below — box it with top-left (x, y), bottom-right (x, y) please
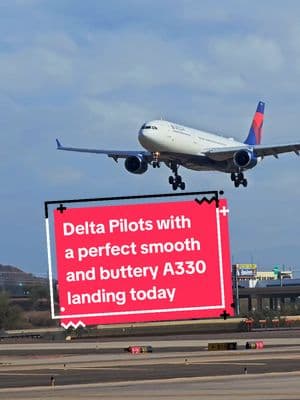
top-left (256, 271), bottom-right (277, 280)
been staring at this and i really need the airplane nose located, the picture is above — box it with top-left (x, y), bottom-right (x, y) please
top-left (138, 129), bottom-right (144, 141)
top-left (139, 128), bottom-right (149, 136)
top-left (139, 128), bottom-right (156, 149)
top-left (138, 129), bottom-right (147, 144)
top-left (139, 128), bottom-right (151, 142)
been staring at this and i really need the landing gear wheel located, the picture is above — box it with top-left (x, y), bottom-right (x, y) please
top-left (169, 176), bottom-right (174, 184)
top-left (152, 152), bottom-right (160, 168)
top-left (231, 171), bottom-right (247, 188)
top-left (168, 162), bottom-right (186, 190)
top-left (176, 175), bottom-right (182, 184)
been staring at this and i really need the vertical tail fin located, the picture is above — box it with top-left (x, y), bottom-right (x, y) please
top-left (244, 101), bottom-right (265, 145)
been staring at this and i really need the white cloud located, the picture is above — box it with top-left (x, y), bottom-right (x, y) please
top-left (0, 46), bottom-right (74, 95)
top-left (210, 35), bottom-right (284, 74)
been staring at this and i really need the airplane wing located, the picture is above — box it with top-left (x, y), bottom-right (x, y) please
top-left (56, 139), bottom-right (152, 162)
top-left (253, 143), bottom-right (300, 158)
top-left (56, 138), bottom-right (300, 164)
top-left (204, 143), bottom-right (300, 161)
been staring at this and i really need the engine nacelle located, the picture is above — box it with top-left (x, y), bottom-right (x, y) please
top-left (124, 156), bottom-right (148, 174)
top-left (233, 149), bottom-right (257, 169)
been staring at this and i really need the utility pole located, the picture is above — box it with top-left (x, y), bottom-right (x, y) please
top-left (232, 265), bottom-right (240, 316)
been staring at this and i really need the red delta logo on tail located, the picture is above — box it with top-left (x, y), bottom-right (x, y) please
top-left (244, 101), bottom-right (265, 145)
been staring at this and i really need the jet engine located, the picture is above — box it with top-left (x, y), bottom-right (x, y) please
top-left (233, 149), bottom-right (257, 169)
top-left (124, 156), bottom-right (148, 174)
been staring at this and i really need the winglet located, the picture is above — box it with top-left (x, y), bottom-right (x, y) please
top-left (244, 101), bottom-right (265, 145)
top-left (56, 139), bottom-right (62, 149)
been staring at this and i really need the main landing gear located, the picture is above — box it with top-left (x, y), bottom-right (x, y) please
top-left (152, 156), bottom-right (186, 191)
top-left (231, 172), bottom-right (248, 188)
top-left (168, 162), bottom-right (185, 191)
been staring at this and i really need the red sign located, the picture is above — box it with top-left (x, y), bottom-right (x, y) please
top-left (53, 199), bottom-right (233, 328)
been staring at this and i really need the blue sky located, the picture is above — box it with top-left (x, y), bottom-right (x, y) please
top-left (0, 0), bottom-right (299, 277)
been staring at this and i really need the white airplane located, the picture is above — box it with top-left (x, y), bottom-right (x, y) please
top-left (56, 101), bottom-right (300, 190)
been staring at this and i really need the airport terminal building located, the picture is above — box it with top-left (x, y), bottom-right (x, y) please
top-left (232, 264), bottom-right (300, 314)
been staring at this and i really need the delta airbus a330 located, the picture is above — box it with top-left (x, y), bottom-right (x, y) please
top-left (56, 101), bottom-right (300, 190)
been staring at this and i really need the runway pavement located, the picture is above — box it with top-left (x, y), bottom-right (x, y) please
top-left (1, 373), bottom-right (300, 400)
top-left (0, 331), bottom-right (300, 399)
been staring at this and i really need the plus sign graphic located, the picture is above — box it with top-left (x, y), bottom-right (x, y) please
top-left (219, 206), bottom-right (229, 216)
top-left (220, 309), bottom-right (230, 320)
top-left (57, 204), bottom-right (67, 214)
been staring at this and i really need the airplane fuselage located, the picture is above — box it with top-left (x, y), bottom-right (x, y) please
top-left (138, 120), bottom-right (246, 172)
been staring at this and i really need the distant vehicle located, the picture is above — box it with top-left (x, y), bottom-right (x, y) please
top-left (56, 101), bottom-right (300, 190)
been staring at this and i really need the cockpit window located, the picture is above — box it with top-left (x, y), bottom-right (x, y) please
top-left (141, 124), bottom-right (158, 130)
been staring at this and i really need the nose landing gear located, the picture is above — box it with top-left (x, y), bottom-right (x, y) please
top-left (152, 152), bottom-right (161, 168)
top-left (231, 172), bottom-right (248, 188)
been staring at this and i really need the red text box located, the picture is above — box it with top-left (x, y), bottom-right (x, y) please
top-left (53, 199), bottom-right (233, 327)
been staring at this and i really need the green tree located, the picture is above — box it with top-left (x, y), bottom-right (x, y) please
top-left (27, 285), bottom-right (49, 304)
top-left (0, 292), bottom-right (23, 330)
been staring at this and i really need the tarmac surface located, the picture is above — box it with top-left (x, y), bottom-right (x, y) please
top-left (0, 330), bottom-right (300, 399)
